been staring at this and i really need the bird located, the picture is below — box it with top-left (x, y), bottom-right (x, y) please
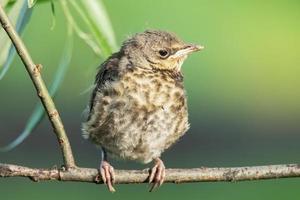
top-left (82, 30), bottom-right (203, 192)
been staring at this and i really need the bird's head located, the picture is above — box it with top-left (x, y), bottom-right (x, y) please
top-left (121, 30), bottom-right (204, 71)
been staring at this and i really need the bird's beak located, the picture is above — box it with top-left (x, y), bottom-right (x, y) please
top-left (170, 44), bottom-right (204, 59)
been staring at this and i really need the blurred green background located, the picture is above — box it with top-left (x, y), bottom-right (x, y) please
top-left (1, 0), bottom-right (300, 199)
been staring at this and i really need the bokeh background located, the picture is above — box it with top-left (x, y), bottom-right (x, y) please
top-left (1, 0), bottom-right (300, 199)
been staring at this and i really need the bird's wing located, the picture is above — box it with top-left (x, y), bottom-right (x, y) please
top-left (88, 53), bottom-right (121, 115)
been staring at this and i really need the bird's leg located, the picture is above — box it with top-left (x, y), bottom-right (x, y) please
top-left (95, 148), bottom-right (116, 192)
top-left (148, 158), bottom-right (166, 192)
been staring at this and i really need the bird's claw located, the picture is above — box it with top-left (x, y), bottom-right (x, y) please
top-left (97, 160), bottom-right (116, 192)
top-left (149, 158), bottom-right (165, 192)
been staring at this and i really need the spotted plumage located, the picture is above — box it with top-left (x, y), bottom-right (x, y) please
top-left (82, 30), bottom-right (203, 191)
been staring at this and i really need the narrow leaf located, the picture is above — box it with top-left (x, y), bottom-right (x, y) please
top-left (61, 0), bottom-right (101, 55)
top-left (0, 0), bottom-right (9, 7)
top-left (69, 0), bottom-right (117, 58)
top-left (4, 0), bottom-right (18, 11)
top-left (50, 0), bottom-right (56, 30)
top-left (0, 27), bottom-right (74, 151)
top-left (0, 0), bottom-right (32, 80)
top-left (79, 0), bottom-right (117, 50)
top-left (27, 0), bottom-right (36, 8)
top-left (0, 0), bottom-right (24, 68)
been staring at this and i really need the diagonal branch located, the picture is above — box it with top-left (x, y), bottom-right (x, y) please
top-left (0, 5), bottom-right (75, 168)
top-left (1, 163), bottom-right (300, 184)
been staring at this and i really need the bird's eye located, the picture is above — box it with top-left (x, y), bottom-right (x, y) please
top-left (158, 50), bottom-right (169, 58)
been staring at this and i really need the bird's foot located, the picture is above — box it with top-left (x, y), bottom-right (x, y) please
top-left (149, 158), bottom-right (166, 192)
top-left (95, 160), bottom-right (116, 192)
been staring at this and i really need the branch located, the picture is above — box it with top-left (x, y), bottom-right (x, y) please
top-left (1, 163), bottom-right (300, 184)
top-left (0, 3), bottom-right (75, 168)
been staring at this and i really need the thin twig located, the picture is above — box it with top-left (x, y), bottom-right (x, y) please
top-left (1, 163), bottom-right (300, 184)
top-left (0, 5), bottom-right (75, 168)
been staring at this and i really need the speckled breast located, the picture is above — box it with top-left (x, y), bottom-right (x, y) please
top-left (83, 67), bottom-right (190, 163)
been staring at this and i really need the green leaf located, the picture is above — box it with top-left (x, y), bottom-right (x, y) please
top-left (50, 0), bottom-right (55, 30)
top-left (0, 0), bottom-right (24, 69)
top-left (27, 0), bottom-right (36, 8)
top-left (0, 104), bottom-right (44, 151)
top-left (0, 26), bottom-right (74, 152)
top-left (0, 0), bottom-right (32, 80)
top-left (1, 0), bottom-right (17, 11)
top-left (61, 0), bottom-right (101, 56)
top-left (0, 0), bottom-right (9, 6)
top-left (68, 0), bottom-right (117, 58)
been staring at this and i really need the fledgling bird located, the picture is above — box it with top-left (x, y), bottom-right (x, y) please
top-left (82, 30), bottom-right (203, 192)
